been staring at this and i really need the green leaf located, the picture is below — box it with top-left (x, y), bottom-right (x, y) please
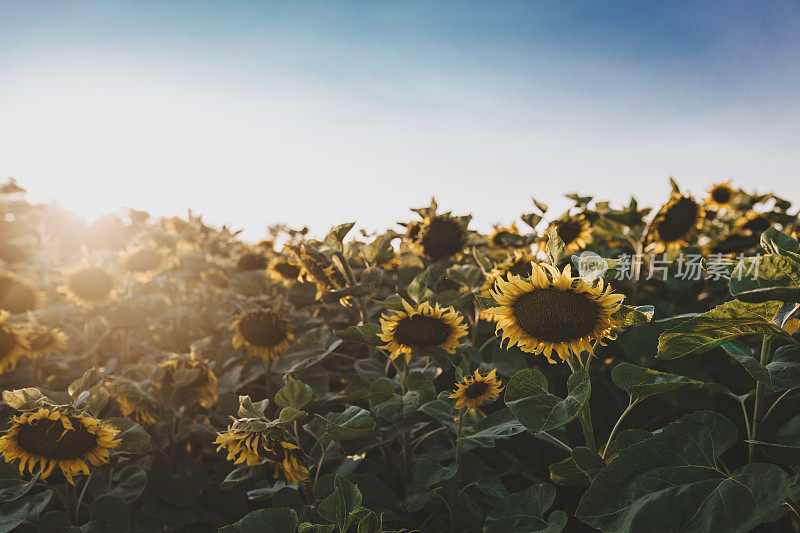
top-left (546, 228), bottom-right (566, 265)
top-left (484, 483), bottom-right (567, 533)
top-left (418, 398), bottom-right (456, 431)
top-left (317, 406), bottom-right (375, 440)
top-left (105, 418), bottom-right (151, 455)
top-left (505, 369), bottom-right (590, 433)
top-left (474, 295), bottom-right (500, 309)
top-left (406, 269), bottom-right (430, 304)
top-left (219, 508), bottom-right (299, 533)
top-left (575, 411), bottom-right (790, 533)
top-left (335, 323), bottom-right (381, 346)
top-left (571, 446), bottom-right (605, 479)
top-left (68, 368), bottom-right (100, 399)
top-left (761, 227), bottom-right (800, 255)
top-left (274, 375), bottom-right (313, 410)
top-left (321, 283), bottom-right (376, 303)
top-left (730, 254), bottom-right (800, 297)
top-left (657, 300), bottom-right (782, 359)
top-left (459, 408), bottom-right (526, 448)
top-left (734, 286), bottom-right (800, 303)
top-left (81, 495), bottom-right (130, 533)
top-left (237, 395), bottom-right (269, 419)
top-left (746, 440), bottom-right (800, 466)
top-left (0, 490), bottom-right (51, 533)
top-left (317, 474), bottom-right (363, 533)
top-left (272, 330), bottom-right (342, 374)
top-left (0, 472), bottom-right (38, 503)
top-left (611, 362), bottom-right (705, 402)
top-left (298, 524), bottom-right (335, 533)
top-left (324, 222), bottom-right (356, 250)
top-left (412, 455), bottom-right (458, 488)
top-left (1, 388), bottom-right (43, 411)
top-left (722, 342), bottom-right (800, 391)
top-left (610, 305), bottom-right (654, 327)
top-left (37, 511), bottom-right (72, 533)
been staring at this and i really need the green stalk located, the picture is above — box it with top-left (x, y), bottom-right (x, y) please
top-left (568, 354), bottom-right (596, 452)
top-left (749, 335), bottom-right (771, 463)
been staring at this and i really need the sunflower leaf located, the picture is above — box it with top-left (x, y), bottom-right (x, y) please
top-left (722, 342), bottom-right (800, 391)
top-left (317, 474), bottom-right (363, 533)
top-left (504, 369), bottom-right (590, 433)
top-left (546, 229), bottom-right (566, 265)
top-left (274, 375), bottom-right (313, 410)
top-left (318, 406), bottom-right (375, 440)
top-left (484, 482), bottom-right (567, 533)
top-left (1, 388), bottom-right (43, 411)
top-left (406, 269), bottom-right (430, 304)
top-left (474, 295), bottom-right (499, 309)
top-left (761, 227), bottom-right (800, 255)
top-left (610, 362), bottom-right (706, 402)
top-left (219, 507), bottom-right (299, 533)
top-left (610, 305), bottom-right (654, 327)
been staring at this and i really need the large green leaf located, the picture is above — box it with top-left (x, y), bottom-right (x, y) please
top-left (575, 411), bottom-right (790, 532)
top-left (484, 483), bottom-right (567, 533)
top-left (80, 495), bottom-right (130, 533)
top-left (730, 253), bottom-right (800, 297)
top-left (504, 369), bottom-right (590, 433)
top-left (0, 490), bottom-right (51, 533)
top-left (0, 472), bottom-right (38, 503)
top-left (272, 330), bottom-right (342, 374)
top-left (611, 362), bottom-right (705, 401)
top-left (317, 406), bottom-right (375, 440)
top-left (459, 408), bottom-right (526, 448)
top-left (317, 474), bottom-right (363, 533)
top-left (610, 305), bottom-right (654, 327)
top-left (219, 508), bottom-right (299, 533)
top-left (274, 375), bottom-right (313, 410)
top-left (657, 300), bottom-right (782, 359)
top-left (722, 342), bottom-right (800, 391)
top-left (546, 228), bottom-right (566, 264)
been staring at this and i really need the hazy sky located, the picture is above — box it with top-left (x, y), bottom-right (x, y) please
top-left (1, 1), bottom-right (798, 239)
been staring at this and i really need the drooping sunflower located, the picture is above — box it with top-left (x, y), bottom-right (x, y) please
top-left (706, 181), bottom-right (737, 209)
top-left (0, 311), bottom-right (29, 374)
top-left (545, 214), bottom-right (592, 255)
top-left (236, 252), bottom-right (268, 271)
top-left (415, 215), bottom-right (469, 261)
top-left (377, 299), bottom-right (468, 363)
top-left (158, 352), bottom-right (218, 409)
top-left (450, 368), bottom-right (503, 410)
top-left (488, 223), bottom-right (523, 249)
top-left (231, 309), bottom-right (294, 360)
top-left (0, 408), bottom-right (120, 483)
top-left (649, 193), bottom-right (705, 251)
top-left (214, 429), bottom-right (309, 485)
top-left (122, 248), bottom-right (165, 278)
top-left (0, 272), bottom-right (41, 314)
top-left (64, 266), bottom-right (117, 307)
top-left (486, 263), bottom-right (625, 363)
top-left (289, 244), bottom-right (346, 299)
top-left (22, 325), bottom-right (67, 359)
top-left (736, 211), bottom-right (773, 234)
top-left (107, 383), bottom-right (158, 427)
top-left (268, 257), bottom-right (301, 284)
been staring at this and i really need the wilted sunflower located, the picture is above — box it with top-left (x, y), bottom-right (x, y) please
top-left (64, 266), bottom-right (116, 307)
top-left (214, 429), bottom-right (309, 485)
top-left (22, 325), bottom-right (67, 359)
top-left (236, 252), bottom-right (268, 271)
top-left (122, 248), bottom-right (164, 278)
top-left (289, 245), bottom-right (346, 299)
top-left (488, 223), bottom-right (523, 249)
top-left (404, 220), bottom-right (423, 243)
top-left (105, 377), bottom-right (159, 427)
top-left (378, 299), bottom-right (468, 363)
top-left (546, 214), bottom-right (592, 255)
top-left (450, 368), bottom-right (503, 409)
top-left (706, 181), bottom-right (737, 209)
top-left (0, 272), bottom-right (41, 314)
top-left (736, 211), bottom-right (773, 234)
top-left (649, 193), bottom-right (705, 251)
top-left (231, 309), bottom-right (294, 360)
top-left (415, 215), bottom-right (468, 261)
top-left (0, 311), bottom-right (29, 374)
top-left (0, 408), bottom-right (120, 483)
top-left (268, 257), bottom-right (301, 284)
top-left (487, 263), bottom-right (625, 363)
top-left (158, 352), bottom-right (218, 409)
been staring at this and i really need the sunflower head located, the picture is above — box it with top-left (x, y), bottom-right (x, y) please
top-left (236, 252), bottom-right (268, 271)
top-left (289, 245), bottom-right (346, 299)
top-left (449, 368), bottom-right (503, 410)
top-left (377, 299), bottom-right (468, 363)
top-left (122, 248), bottom-right (164, 277)
top-left (649, 194), bottom-right (705, 250)
top-left (415, 216), bottom-right (469, 261)
top-left (0, 311), bottom-right (29, 374)
top-left (64, 266), bottom-right (117, 307)
top-left (0, 272), bottom-right (41, 314)
top-left (488, 223), bottom-right (522, 249)
top-left (106, 378), bottom-right (159, 427)
top-left (706, 181), bottom-right (737, 209)
top-left (546, 214), bottom-right (592, 255)
top-left (0, 408), bottom-right (120, 484)
top-left (268, 257), bottom-right (302, 284)
top-left (231, 309), bottom-right (295, 360)
top-left (214, 428), bottom-right (309, 485)
top-left (158, 352), bottom-right (218, 409)
top-left (487, 263), bottom-right (625, 363)
top-left (736, 211), bottom-right (773, 234)
top-left (23, 325), bottom-right (67, 359)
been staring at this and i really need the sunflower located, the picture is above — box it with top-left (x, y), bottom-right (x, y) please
top-left (404, 220), bottom-right (423, 243)
top-left (236, 252), bottom-right (268, 271)
top-left (450, 368), bottom-right (503, 409)
top-left (201, 269), bottom-right (231, 290)
top-left (0, 272), bottom-right (41, 314)
top-left (231, 309), bottom-right (295, 360)
top-left (22, 325), bottom-right (67, 359)
top-left (122, 248), bottom-right (164, 278)
top-left (105, 378), bottom-right (159, 427)
top-left (0, 311), bottom-right (29, 374)
top-left (486, 263), bottom-right (625, 363)
top-left (214, 429), bottom-right (309, 485)
top-left (64, 266), bottom-right (116, 307)
top-left (158, 352), bottom-right (218, 409)
top-left (289, 245), bottom-right (346, 299)
top-left (479, 251), bottom-right (539, 321)
top-left (377, 299), bottom-right (468, 363)
top-left (268, 257), bottom-right (301, 284)
top-left (706, 181), bottom-right (736, 209)
top-left (414, 215), bottom-right (468, 261)
top-left (649, 193), bottom-right (705, 251)
top-left (0, 408), bottom-right (120, 484)
top-left (736, 211), bottom-right (773, 234)
top-left (545, 214), bottom-right (592, 255)
top-left (488, 223), bottom-right (522, 249)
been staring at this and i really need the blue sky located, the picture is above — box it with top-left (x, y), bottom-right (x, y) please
top-left (1, 1), bottom-right (798, 239)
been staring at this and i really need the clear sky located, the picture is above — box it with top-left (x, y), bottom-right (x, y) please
top-left (1, 1), bottom-right (798, 239)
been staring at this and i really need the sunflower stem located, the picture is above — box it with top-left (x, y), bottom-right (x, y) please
top-left (750, 334), bottom-right (771, 463)
top-left (601, 399), bottom-right (636, 460)
top-left (333, 250), bottom-right (370, 326)
top-left (451, 407), bottom-right (466, 529)
top-left (75, 471), bottom-right (92, 518)
top-left (568, 354), bottom-right (596, 452)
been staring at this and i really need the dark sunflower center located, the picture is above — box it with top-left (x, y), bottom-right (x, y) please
top-left (491, 231), bottom-right (513, 247)
top-left (69, 269), bottom-right (114, 301)
top-left (15, 418), bottom-right (97, 459)
top-left (556, 220), bottom-right (583, 245)
top-left (28, 331), bottom-right (53, 351)
top-left (464, 380), bottom-right (490, 399)
top-left (237, 253), bottom-right (268, 271)
top-left (420, 217), bottom-right (466, 260)
top-left (0, 328), bottom-right (17, 358)
top-left (0, 277), bottom-right (37, 313)
top-left (656, 198), bottom-right (700, 242)
top-left (125, 250), bottom-right (161, 272)
top-left (711, 187), bottom-right (732, 204)
top-left (239, 312), bottom-right (288, 347)
top-left (273, 262), bottom-right (301, 279)
top-left (393, 315), bottom-right (451, 348)
top-left (743, 215), bottom-right (771, 232)
top-left (507, 260), bottom-right (534, 278)
top-left (511, 288), bottom-right (600, 343)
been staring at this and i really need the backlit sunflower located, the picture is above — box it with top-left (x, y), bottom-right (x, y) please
top-left (122, 248), bottom-right (164, 278)
top-left (0, 408), bottom-right (120, 484)
top-left (706, 181), bottom-right (737, 209)
top-left (231, 309), bottom-right (294, 360)
top-left (0, 311), bottom-right (29, 374)
top-left (377, 299), bottom-right (468, 363)
top-left (479, 251), bottom-right (538, 321)
top-left (22, 325), bottom-right (67, 359)
top-left (736, 211), bottom-right (773, 234)
top-left (64, 266), bottom-right (116, 307)
top-left (289, 245), bottom-right (346, 299)
top-left (0, 272), bottom-right (41, 314)
top-left (415, 215), bottom-right (468, 261)
top-left (546, 214), bottom-right (592, 255)
top-left (404, 220), bottom-right (423, 243)
top-left (486, 263), bottom-right (625, 363)
top-left (214, 429), bottom-right (309, 485)
top-left (649, 193), bottom-right (705, 251)
top-left (158, 352), bottom-right (218, 409)
top-left (105, 378), bottom-right (159, 427)
top-left (450, 368), bottom-right (503, 409)
top-left (236, 252), bottom-right (268, 271)
top-left (488, 223), bottom-right (522, 249)
top-left (268, 257), bottom-right (301, 284)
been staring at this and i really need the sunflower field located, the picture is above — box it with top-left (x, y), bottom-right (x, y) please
top-left (1, 177), bottom-right (800, 533)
